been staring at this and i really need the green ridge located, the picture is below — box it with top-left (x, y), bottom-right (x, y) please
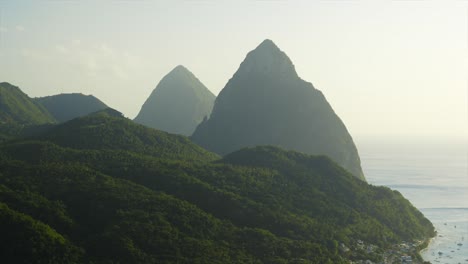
top-left (35, 108), bottom-right (219, 162)
top-left (35, 93), bottom-right (108, 123)
top-left (0, 82), bottom-right (55, 138)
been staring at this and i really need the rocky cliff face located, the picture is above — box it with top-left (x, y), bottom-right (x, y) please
top-left (134, 65), bottom-right (215, 136)
top-left (192, 40), bottom-right (365, 180)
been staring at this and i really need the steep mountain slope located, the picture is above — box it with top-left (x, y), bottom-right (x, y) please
top-left (35, 93), bottom-right (108, 122)
top-left (191, 40), bottom-right (365, 180)
top-left (0, 82), bottom-right (55, 138)
top-left (135, 65), bottom-right (216, 136)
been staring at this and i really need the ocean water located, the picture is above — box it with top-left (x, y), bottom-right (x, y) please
top-left (358, 140), bottom-right (468, 263)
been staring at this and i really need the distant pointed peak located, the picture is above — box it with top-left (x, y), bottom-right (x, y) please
top-left (255, 39), bottom-right (279, 51)
top-left (167, 65), bottom-right (193, 78)
top-left (173, 65), bottom-right (188, 71)
top-left (152, 65), bottom-right (212, 96)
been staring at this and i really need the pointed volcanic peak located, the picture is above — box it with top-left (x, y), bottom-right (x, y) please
top-left (234, 39), bottom-right (299, 79)
top-left (35, 93), bottom-right (108, 123)
top-left (134, 65), bottom-right (215, 136)
top-left (192, 40), bottom-right (365, 180)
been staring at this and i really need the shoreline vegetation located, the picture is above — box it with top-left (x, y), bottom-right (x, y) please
top-left (418, 236), bottom-right (434, 259)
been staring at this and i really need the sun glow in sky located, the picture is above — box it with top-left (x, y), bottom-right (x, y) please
top-left (0, 0), bottom-right (466, 142)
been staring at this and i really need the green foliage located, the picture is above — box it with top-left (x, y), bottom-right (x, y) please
top-left (0, 202), bottom-right (82, 263)
top-left (0, 142), bottom-right (434, 263)
top-left (0, 82), bottom-right (55, 138)
top-left (221, 146), bottom-right (434, 242)
top-left (34, 109), bottom-right (219, 161)
top-left (0, 113), bottom-right (434, 263)
top-left (0, 184), bottom-right (75, 234)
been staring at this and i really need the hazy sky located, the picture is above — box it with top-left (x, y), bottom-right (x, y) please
top-left (0, 0), bottom-right (466, 142)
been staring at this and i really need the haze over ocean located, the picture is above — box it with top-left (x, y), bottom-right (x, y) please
top-left (359, 139), bottom-right (468, 263)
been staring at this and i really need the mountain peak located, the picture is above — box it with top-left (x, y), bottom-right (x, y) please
top-left (255, 39), bottom-right (279, 51)
top-left (236, 39), bottom-right (298, 78)
top-left (171, 65), bottom-right (189, 73)
top-left (134, 66), bottom-right (215, 136)
top-left (165, 65), bottom-right (204, 84)
top-left (191, 40), bottom-right (365, 180)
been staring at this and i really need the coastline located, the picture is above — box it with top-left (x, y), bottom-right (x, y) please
top-left (418, 239), bottom-right (432, 254)
top-left (418, 235), bottom-right (434, 257)
top-left (359, 140), bottom-right (468, 264)
top-left (416, 237), bottom-right (433, 263)
top-left (418, 208), bottom-right (468, 263)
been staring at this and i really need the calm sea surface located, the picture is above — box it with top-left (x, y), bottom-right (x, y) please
top-left (358, 140), bottom-right (468, 263)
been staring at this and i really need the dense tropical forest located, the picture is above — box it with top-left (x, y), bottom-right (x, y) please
top-left (0, 108), bottom-right (435, 263)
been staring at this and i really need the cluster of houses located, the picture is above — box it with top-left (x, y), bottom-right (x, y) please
top-left (349, 240), bottom-right (424, 264)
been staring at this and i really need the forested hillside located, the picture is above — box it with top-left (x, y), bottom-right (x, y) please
top-left (0, 111), bottom-right (434, 263)
top-left (0, 82), bottom-right (55, 140)
top-left (35, 93), bottom-right (108, 123)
